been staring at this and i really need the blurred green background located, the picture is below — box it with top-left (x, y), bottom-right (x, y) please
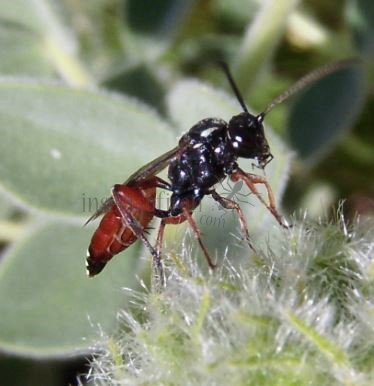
top-left (0, 0), bottom-right (372, 385)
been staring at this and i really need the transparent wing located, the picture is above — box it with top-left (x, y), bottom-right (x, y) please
top-left (85, 146), bottom-right (180, 224)
top-left (125, 146), bottom-right (179, 183)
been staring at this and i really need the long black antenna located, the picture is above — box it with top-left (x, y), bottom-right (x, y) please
top-left (262, 58), bottom-right (361, 116)
top-left (218, 61), bottom-right (249, 113)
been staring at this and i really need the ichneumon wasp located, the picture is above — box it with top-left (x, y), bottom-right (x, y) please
top-left (86, 59), bottom-right (359, 283)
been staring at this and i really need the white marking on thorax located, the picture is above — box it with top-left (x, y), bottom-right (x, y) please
top-left (200, 126), bottom-right (219, 138)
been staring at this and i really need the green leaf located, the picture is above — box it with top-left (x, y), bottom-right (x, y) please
top-left (0, 221), bottom-right (143, 357)
top-left (0, 79), bottom-right (175, 218)
top-left (288, 65), bottom-right (367, 163)
top-left (166, 80), bottom-right (291, 260)
top-left (0, 1), bottom-right (92, 86)
top-left (0, 22), bottom-right (54, 76)
top-left (0, 1), bottom-right (43, 33)
top-left (0, 1), bottom-right (57, 77)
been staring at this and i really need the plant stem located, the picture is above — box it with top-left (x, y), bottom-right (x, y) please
top-left (234, 0), bottom-right (299, 94)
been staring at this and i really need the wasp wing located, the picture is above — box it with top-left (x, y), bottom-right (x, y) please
top-left (125, 146), bottom-right (179, 183)
top-left (85, 146), bottom-right (180, 225)
top-left (84, 197), bottom-right (114, 225)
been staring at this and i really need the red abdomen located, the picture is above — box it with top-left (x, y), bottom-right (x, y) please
top-left (86, 184), bottom-right (156, 277)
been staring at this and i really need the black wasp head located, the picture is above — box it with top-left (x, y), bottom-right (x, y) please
top-left (227, 112), bottom-right (272, 168)
top-left (220, 59), bottom-right (359, 169)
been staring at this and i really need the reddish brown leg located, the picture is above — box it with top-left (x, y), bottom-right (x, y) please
top-left (155, 214), bottom-right (186, 262)
top-left (182, 207), bottom-right (217, 269)
top-left (155, 208), bottom-right (216, 269)
top-left (211, 190), bottom-right (256, 252)
top-left (113, 175), bottom-right (170, 225)
top-left (230, 167), bottom-right (288, 228)
top-left (137, 177), bottom-right (171, 287)
top-left (111, 184), bottom-right (157, 257)
top-left (148, 213), bottom-right (186, 288)
top-left (155, 220), bottom-right (166, 259)
top-left (112, 177), bottom-right (171, 288)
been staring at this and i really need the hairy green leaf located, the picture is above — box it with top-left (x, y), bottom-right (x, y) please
top-left (0, 221), bottom-right (143, 357)
top-left (0, 23), bottom-right (54, 76)
top-left (0, 79), bottom-right (175, 218)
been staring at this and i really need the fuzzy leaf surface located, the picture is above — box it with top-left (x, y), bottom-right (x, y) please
top-left (0, 79), bottom-right (175, 218)
top-left (0, 221), bottom-right (142, 357)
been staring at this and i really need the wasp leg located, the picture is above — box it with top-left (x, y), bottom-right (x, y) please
top-left (111, 183), bottom-right (168, 288)
top-left (136, 177), bottom-right (171, 287)
top-left (155, 213), bottom-right (186, 261)
top-left (230, 167), bottom-right (288, 228)
top-left (154, 206), bottom-right (216, 270)
top-left (135, 176), bottom-right (172, 191)
top-left (111, 184), bottom-right (157, 255)
top-left (211, 190), bottom-right (256, 252)
top-left (155, 219), bottom-right (167, 260)
top-left (182, 207), bottom-right (217, 269)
